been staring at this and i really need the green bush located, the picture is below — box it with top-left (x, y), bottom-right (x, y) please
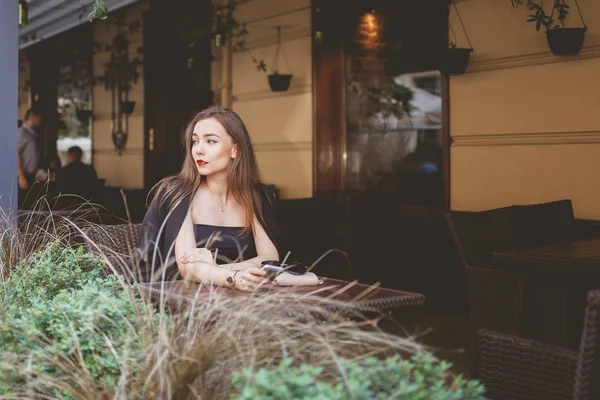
top-left (0, 242), bottom-right (487, 399)
top-left (0, 243), bottom-right (161, 396)
top-left (231, 353), bottom-right (486, 400)
top-left (0, 244), bottom-right (107, 311)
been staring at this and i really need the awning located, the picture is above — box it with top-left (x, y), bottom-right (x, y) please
top-left (19, 0), bottom-right (141, 50)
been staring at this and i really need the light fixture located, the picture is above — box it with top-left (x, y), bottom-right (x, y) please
top-left (19, 0), bottom-right (29, 27)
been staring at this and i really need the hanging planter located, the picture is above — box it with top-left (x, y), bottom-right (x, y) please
top-left (546, 27), bottom-right (586, 55)
top-left (441, 47), bottom-right (473, 75)
top-left (268, 74), bottom-right (293, 92)
top-left (440, 1), bottom-right (474, 76)
top-left (119, 100), bottom-right (136, 115)
top-left (511, 0), bottom-right (587, 56)
top-left (252, 26), bottom-right (294, 92)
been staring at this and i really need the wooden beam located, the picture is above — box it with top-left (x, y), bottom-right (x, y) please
top-left (312, 0), bottom-right (346, 195)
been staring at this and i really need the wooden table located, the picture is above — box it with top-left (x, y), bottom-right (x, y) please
top-left (493, 237), bottom-right (600, 273)
top-left (137, 277), bottom-right (425, 313)
top-left (493, 237), bottom-right (600, 348)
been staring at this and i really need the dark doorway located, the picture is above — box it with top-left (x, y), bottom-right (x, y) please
top-left (27, 23), bottom-right (94, 165)
top-left (143, 0), bottom-right (213, 192)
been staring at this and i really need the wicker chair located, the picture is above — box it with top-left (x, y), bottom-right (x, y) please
top-left (80, 223), bottom-right (142, 277)
top-left (475, 289), bottom-right (600, 400)
top-left (445, 213), bottom-right (525, 338)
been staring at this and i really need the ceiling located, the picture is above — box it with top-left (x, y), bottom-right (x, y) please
top-left (19, 0), bottom-right (141, 50)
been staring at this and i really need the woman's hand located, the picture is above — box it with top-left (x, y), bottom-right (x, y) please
top-left (234, 267), bottom-right (270, 292)
top-left (179, 248), bottom-right (214, 265)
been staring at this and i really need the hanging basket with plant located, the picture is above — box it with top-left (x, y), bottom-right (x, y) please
top-left (440, 1), bottom-right (474, 76)
top-left (511, 0), bottom-right (587, 55)
top-left (252, 26), bottom-right (294, 92)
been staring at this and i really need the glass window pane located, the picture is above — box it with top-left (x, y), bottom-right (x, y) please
top-left (344, 5), bottom-right (445, 206)
top-left (345, 66), bottom-right (444, 205)
top-left (56, 41), bottom-right (92, 168)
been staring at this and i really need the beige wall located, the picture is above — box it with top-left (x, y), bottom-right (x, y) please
top-left (212, 0), bottom-right (313, 199)
top-left (450, 0), bottom-right (600, 219)
top-left (92, 2), bottom-right (148, 189)
top-left (18, 55), bottom-right (30, 121)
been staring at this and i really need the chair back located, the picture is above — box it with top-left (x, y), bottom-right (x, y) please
top-left (445, 213), bottom-right (523, 337)
top-left (573, 289), bottom-right (600, 400)
top-left (81, 223), bottom-right (141, 276)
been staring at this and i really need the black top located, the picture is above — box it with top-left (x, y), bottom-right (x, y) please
top-left (194, 224), bottom-right (258, 264)
top-left (131, 185), bottom-right (283, 282)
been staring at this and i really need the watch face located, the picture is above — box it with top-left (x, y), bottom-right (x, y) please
top-left (226, 276), bottom-right (234, 286)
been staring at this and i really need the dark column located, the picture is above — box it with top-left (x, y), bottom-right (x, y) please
top-left (312, 0), bottom-right (347, 195)
top-left (28, 44), bottom-right (59, 159)
top-left (143, 0), bottom-right (213, 191)
top-left (0, 2), bottom-right (18, 217)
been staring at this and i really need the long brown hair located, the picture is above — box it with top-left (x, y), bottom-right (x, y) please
top-left (149, 106), bottom-right (269, 236)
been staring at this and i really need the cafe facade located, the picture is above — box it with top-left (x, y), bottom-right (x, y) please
top-left (15, 0), bottom-right (600, 218)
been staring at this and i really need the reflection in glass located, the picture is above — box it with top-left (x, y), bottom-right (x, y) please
top-left (57, 47), bottom-right (92, 167)
top-left (345, 68), bottom-right (443, 205)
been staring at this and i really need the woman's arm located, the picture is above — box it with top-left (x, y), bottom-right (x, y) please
top-left (175, 205), bottom-right (231, 284)
top-left (221, 215), bottom-right (280, 270)
top-left (176, 208), bottom-right (277, 289)
top-left (177, 214), bottom-right (278, 271)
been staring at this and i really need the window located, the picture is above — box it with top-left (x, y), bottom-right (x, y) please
top-left (342, 3), bottom-right (446, 206)
top-left (56, 27), bottom-right (93, 167)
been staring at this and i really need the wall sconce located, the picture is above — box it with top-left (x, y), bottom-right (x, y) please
top-left (100, 16), bottom-right (142, 155)
top-left (19, 0), bottom-right (29, 26)
top-left (110, 44), bottom-right (133, 156)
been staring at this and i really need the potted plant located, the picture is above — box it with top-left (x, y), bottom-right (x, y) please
top-left (119, 101), bottom-right (135, 115)
top-left (252, 26), bottom-right (293, 92)
top-left (440, 1), bottom-right (474, 75)
top-left (511, 0), bottom-right (587, 55)
top-left (174, 0), bottom-right (249, 71)
top-left (267, 72), bottom-right (293, 92)
top-left (441, 44), bottom-right (473, 76)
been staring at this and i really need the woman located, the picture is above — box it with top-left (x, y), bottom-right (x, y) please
top-left (132, 107), bottom-right (285, 291)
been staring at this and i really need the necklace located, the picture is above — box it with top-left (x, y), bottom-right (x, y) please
top-left (207, 186), bottom-right (228, 212)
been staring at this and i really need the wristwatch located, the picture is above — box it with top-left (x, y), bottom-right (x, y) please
top-left (225, 270), bottom-right (240, 289)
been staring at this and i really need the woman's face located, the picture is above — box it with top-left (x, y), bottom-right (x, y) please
top-left (192, 118), bottom-right (237, 178)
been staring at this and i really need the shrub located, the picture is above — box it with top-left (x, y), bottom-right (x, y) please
top-left (0, 240), bottom-right (485, 399)
top-left (231, 353), bottom-right (486, 400)
top-left (0, 243), bottom-right (161, 397)
top-left (1, 244), bottom-right (108, 310)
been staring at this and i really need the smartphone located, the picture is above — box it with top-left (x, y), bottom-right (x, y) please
top-left (261, 260), bottom-right (284, 281)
